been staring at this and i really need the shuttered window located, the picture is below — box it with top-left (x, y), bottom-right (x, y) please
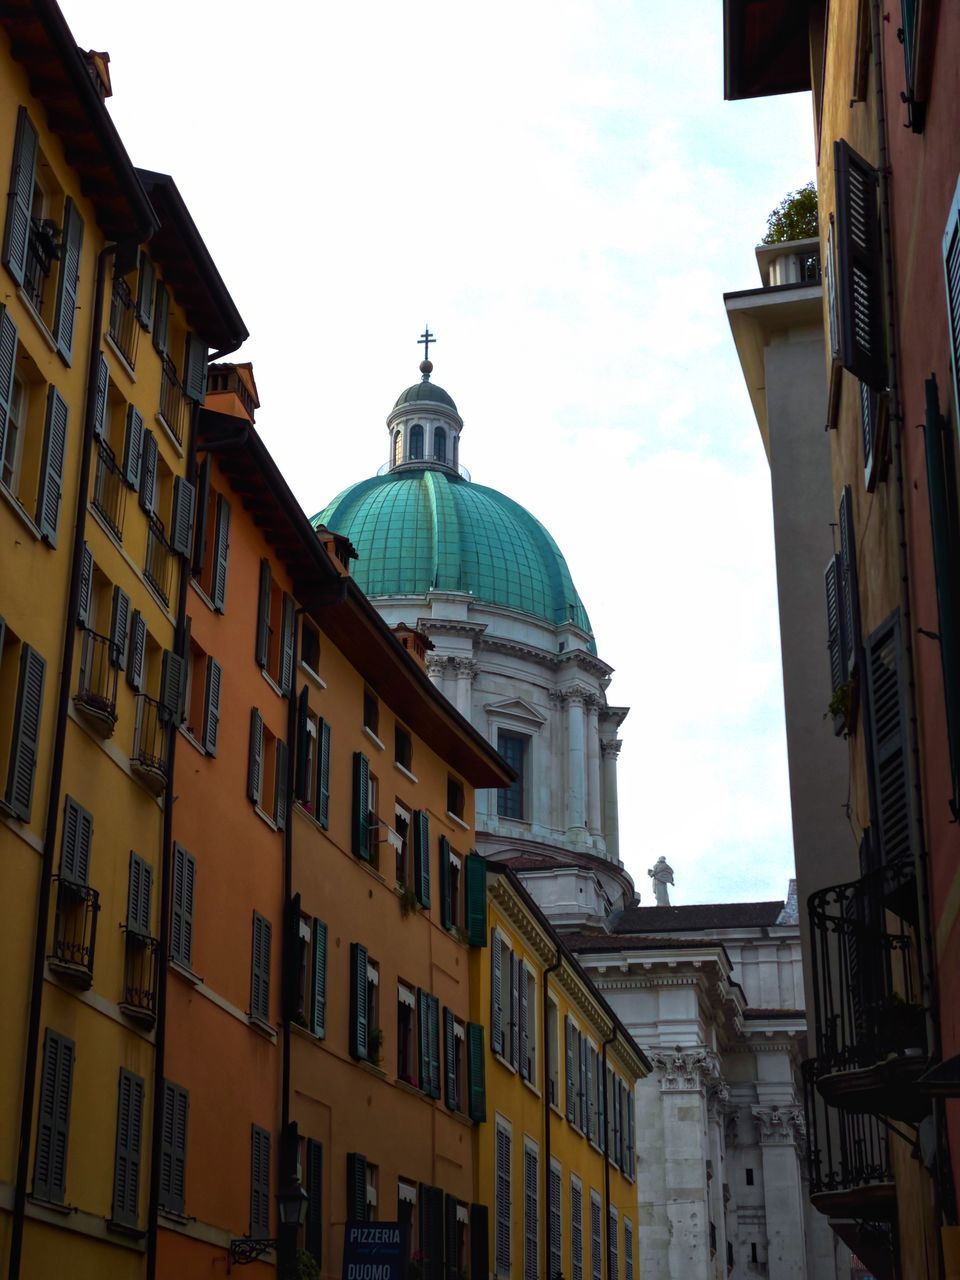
top-left (248, 708), bottom-right (264, 805)
top-left (838, 487), bottom-right (860, 680)
top-left (250, 911), bottom-right (272, 1023)
top-left (352, 752), bottom-right (370, 859)
top-left (183, 333), bottom-right (208, 405)
top-left (275, 739), bottom-right (288, 831)
top-left (419, 1183), bottom-right (444, 1280)
top-left (944, 177), bottom-right (960, 423)
top-left (33, 1029), bottom-right (74, 1203)
top-left (138, 430), bottom-right (158, 515)
top-left (77, 543), bottom-right (92, 627)
top-left (609, 1207), bottom-right (619, 1280)
top-left (624, 1218), bottom-right (634, 1280)
top-left (444, 1007), bottom-right (457, 1109)
top-left (211, 494), bottom-right (231, 612)
top-left (109, 586), bottom-right (129, 670)
top-left (127, 851), bottom-right (152, 936)
top-left (0, 306), bottom-right (16, 482)
top-left (60, 796), bottom-right (92, 886)
top-left (467, 1022), bottom-right (486, 1122)
top-left (312, 919), bottom-right (328, 1037)
top-left (169, 476), bottom-right (196, 558)
top-left (491, 928), bottom-right (505, 1057)
top-left (413, 810), bottom-right (430, 907)
top-left (317, 718), bottom-right (331, 828)
top-left (834, 139), bottom-right (885, 390)
top-left (864, 611), bottom-right (914, 868)
top-left (439, 834), bottom-right (452, 928)
top-left (590, 1191), bottom-right (602, 1280)
top-left (255, 560), bottom-right (271, 669)
top-left (159, 1080), bottom-right (188, 1213)
top-left (250, 1125), bottom-right (271, 1237)
top-left (417, 989), bottom-right (440, 1098)
top-left (136, 253), bottom-right (155, 329)
top-left (465, 852), bottom-right (487, 946)
top-left (280, 594), bottom-right (295, 695)
top-left (53, 198), bottom-right (83, 363)
top-left (494, 1123), bottom-right (511, 1277)
top-left (5, 643), bottom-right (45, 821)
top-left (549, 1161), bottom-right (562, 1280)
top-left (305, 1138), bottom-right (323, 1263)
top-left (349, 942), bottom-right (369, 1060)
top-left (153, 281), bottom-right (169, 356)
top-left (36, 386), bottom-right (69, 545)
top-left (127, 611), bottom-right (146, 692)
top-left (3, 108), bottom-right (38, 287)
top-left (565, 1015), bottom-right (576, 1122)
top-left (202, 656), bottom-right (222, 755)
top-left (570, 1177), bottom-right (584, 1280)
top-left (625, 1083), bottom-right (635, 1179)
top-left (346, 1152), bottom-right (368, 1223)
top-left (523, 1143), bottom-right (538, 1280)
top-left (111, 1068), bottom-right (144, 1228)
top-left (171, 844), bottom-right (196, 969)
top-left (122, 405), bottom-right (144, 490)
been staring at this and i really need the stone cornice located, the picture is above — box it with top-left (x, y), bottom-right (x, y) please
top-left (418, 618), bottom-right (488, 639)
top-left (489, 875), bottom-right (556, 967)
top-left (479, 633), bottom-right (613, 680)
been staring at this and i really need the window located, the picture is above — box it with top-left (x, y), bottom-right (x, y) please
top-left (447, 774), bottom-right (465, 821)
top-left (183, 634), bottom-right (221, 755)
top-left (497, 731), bottom-right (528, 819)
top-left (409, 423), bottom-right (424, 460)
top-left (495, 1122), bottom-right (511, 1277)
top-left (413, 809), bottom-right (430, 906)
top-left (159, 1080), bottom-right (188, 1214)
top-left (398, 1180), bottom-right (417, 1261)
top-left (417, 988), bottom-right (440, 1098)
top-left (310, 919), bottom-right (327, 1037)
top-left (565, 1016), bottom-right (581, 1127)
top-left (395, 803), bottom-right (411, 887)
top-left (50, 796), bottom-right (98, 982)
top-left (945, 175), bottom-right (960, 421)
top-left (547, 999), bottom-right (560, 1107)
top-left (120, 852), bottom-right (156, 1023)
top-left (170, 844), bottom-right (196, 971)
top-left (33, 1029), bottom-right (74, 1204)
top-left (589, 1191), bottom-right (602, 1280)
top-left (111, 1068), bottom-right (144, 1229)
top-left (491, 929), bottom-right (515, 1064)
top-left (549, 1160), bottom-right (562, 1280)
top-left (0, 619), bottom-right (46, 822)
top-left (250, 911), bottom-right (272, 1026)
top-left (751, 1242), bottom-right (759, 1264)
top-left (301, 617), bottom-right (321, 675)
top-left (523, 1142), bottom-right (538, 1280)
top-left (349, 942), bottom-right (370, 1060)
top-left (363, 687), bottom-right (380, 737)
top-left (296, 696), bottom-right (331, 828)
top-left (393, 429), bottom-right (403, 467)
top-left (250, 1125), bottom-right (271, 1238)
top-left (745, 1166), bottom-right (754, 1186)
top-left (520, 964), bottom-right (537, 1084)
top-left (255, 560), bottom-right (294, 693)
top-left (395, 723), bottom-right (412, 771)
top-left (346, 1152), bottom-right (370, 1223)
top-left (570, 1177), bottom-right (583, 1280)
top-left (398, 982), bottom-right (418, 1085)
top-left (444, 1009), bottom-right (465, 1111)
top-left (366, 959), bottom-right (381, 1063)
top-left (365, 1163), bottom-right (378, 1221)
top-left (248, 708), bottom-right (288, 829)
top-left (192, 457), bottom-right (231, 611)
top-left (434, 426), bottom-right (447, 463)
top-left (608, 1207), bottom-right (619, 1280)
top-left (439, 839), bottom-right (462, 930)
top-left (834, 140), bottom-right (885, 391)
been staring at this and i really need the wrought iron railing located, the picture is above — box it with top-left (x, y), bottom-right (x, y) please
top-left (24, 217), bottom-right (59, 314)
top-left (75, 629), bottom-right (118, 730)
top-left (131, 693), bottom-right (169, 790)
top-left (108, 274), bottom-right (140, 369)
top-left (145, 513), bottom-right (175, 606)
top-left (159, 356), bottom-right (187, 447)
top-left (802, 1058), bottom-right (894, 1209)
top-left (120, 931), bottom-right (159, 1024)
top-left (49, 877), bottom-right (99, 986)
top-left (92, 437), bottom-right (126, 540)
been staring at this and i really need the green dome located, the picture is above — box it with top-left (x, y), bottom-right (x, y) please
top-left (393, 380), bottom-right (458, 411)
top-left (313, 468), bottom-right (594, 641)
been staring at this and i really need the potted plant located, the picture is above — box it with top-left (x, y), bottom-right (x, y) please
top-left (398, 884), bottom-right (419, 917)
top-left (367, 1026), bottom-right (384, 1067)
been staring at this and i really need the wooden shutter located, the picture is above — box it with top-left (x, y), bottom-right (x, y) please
top-left (60, 796), bottom-right (92, 886)
top-left (294, 687), bottom-right (309, 800)
top-left (549, 1162), bottom-right (562, 1280)
top-left (571, 1181), bottom-right (584, 1280)
top-left (250, 912), bottom-right (272, 1022)
top-left (464, 853), bottom-right (486, 946)
top-left (420, 1185), bottom-right (444, 1280)
top-left (518, 961), bottom-right (529, 1080)
top-left (860, 381), bottom-right (878, 491)
top-left (417, 987), bottom-right (430, 1090)
top-left (565, 1017), bottom-right (575, 1122)
top-left (127, 611), bottom-right (146, 692)
top-left (191, 454), bottom-right (210, 574)
top-left (351, 752), bottom-right (370, 858)
top-left (159, 1081), bottom-right (188, 1213)
top-left (467, 1022), bottom-right (486, 1122)
top-left (306, 1139), bottom-right (323, 1262)
top-left (439, 835), bottom-right (452, 929)
top-left (824, 555), bottom-right (844, 699)
top-left (626, 1087), bottom-right (635, 1178)
top-left (944, 178), bottom-right (960, 421)
top-left (153, 281), bottom-right (169, 356)
top-left (170, 845), bottom-right (196, 968)
top-left (590, 1193), bottom-right (602, 1280)
top-left (494, 1125), bottom-right (511, 1275)
top-left (127, 851), bottom-right (152, 936)
top-left (608, 1209), bottom-right (619, 1280)
top-left (255, 560), bottom-right (271, 668)
top-left (183, 333), bottom-right (208, 404)
top-left (77, 542), bottom-right (93, 628)
top-left (349, 942), bottom-right (368, 1060)
top-left (470, 1204), bottom-right (489, 1280)
top-left (136, 253), bottom-right (155, 329)
top-left (122, 405), bottom-right (144, 490)
top-left (624, 1219), bottom-right (634, 1280)
top-left (92, 352), bottom-right (109, 441)
top-left (202, 657), bottom-right (221, 755)
top-left (170, 477), bottom-right (196, 558)
top-left (248, 708), bottom-right (264, 805)
top-left (6, 644), bottom-right (46, 820)
top-left (159, 649), bottom-right (185, 724)
top-left (312, 919), bottom-right (327, 1037)
top-left (138, 430), bottom-right (158, 514)
top-left (211, 495), bottom-right (231, 611)
top-left (444, 1007), bottom-right (457, 1109)
top-left (834, 139), bottom-right (885, 390)
top-left (838, 486), bottom-right (860, 679)
top-left (584, 1044), bottom-right (594, 1139)
top-left (33, 1029), bottom-right (73, 1204)
top-left (275, 739), bottom-right (288, 830)
top-left (109, 586), bottom-right (129, 670)
top-left (491, 929), bottom-right (503, 1056)
top-left (250, 1125), bottom-right (271, 1237)
top-left (318, 719), bottom-right (331, 829)
top-left (511, 952), bottom-right (521, 1072)
top-left (428, 994), bottom-right (441, 1098)
top-left (2, 107), bottom-right (38, 286)
top-left (444, 1194), bottom-right (459, 1280)
top-left (0, 305), bottom-right (18, 465)
top-left (414, 810), bottom-right (431, 906)
top-left (36, 387), bottom-right (69, 545)
top-left (523, 1145), bottom-right (538, 1280)
top-left (578, 1033), bottom-right (587, 1131)
top-left (864, 611), bottom-right (914, 867)
top-left (53, 198), bottom-right (83, 363)
top-left (280, 594), bottom-right (295, 694)
top-left (112, 1068), bottom-right (144, 1227)
top-left (346, 1152), bottom-right (367, 1223)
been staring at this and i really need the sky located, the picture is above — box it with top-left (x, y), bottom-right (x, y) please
top-left (61, 0), bottom-right (817, 905)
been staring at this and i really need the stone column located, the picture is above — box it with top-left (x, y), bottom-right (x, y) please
top-left (564, 688), bottom-right (587, 835)
top-left (426, 654), bottom-right (449, 697)
top-left (601, 739), bottom-right (622, 860)
top-left (453, 657), bottom-right (476, 722)
top-left (751, 1106), bottom-right (807, 1280)
top-left (585, 696), bottom-right (602, 836)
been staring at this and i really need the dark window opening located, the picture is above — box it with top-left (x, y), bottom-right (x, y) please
top-left (395, 724), bottom-right (412, 771)
top-left (447, 775), bottom-right (465, 821)
top-left (497, 731), bottom-right (527, 819)
top-left (363, 688), bottom-right (379, 737)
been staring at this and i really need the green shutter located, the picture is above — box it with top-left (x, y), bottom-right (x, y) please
top-left (275, 739), bottom-right (288, 830)
top-left (77, 543), bottom-right (93, 628)
top-left (295, 687), bottom-right (309, 800)
top-left (467, 1023), bottom-right (486, 1122)
top-left (2, 107), bottom-right (37, 287)
top-left (53, 198), bottom-right (83, 363)
top-left (127, 851), bottom-right (152, 936)
top-left (306, 1139), bottom-right (323, 1261)
top-left (138, 430), bottom-right (157, 514)
top-left (251, 912), bottom-right (272, 1022)
top-left (109, 586), bottom-right (129, 670)
top-left (136, 253), bottom-right (155, 329)
top-left (418, 988), bottom-right (430, 1090)
top-left (349, 942), bottom-right (368, 1060)
top-left (428, 994), bottom-right (440, 1098)
top-left (439, 835), bottom-right (452, 930)
top-left (414, 810), bottom-right (431, 907)
top-left (280, 594), bottom-right (295, 694)
top-left (153, 281), bottom-right (169, 356)
top-left (211, 495), bottom-right (231, 611)
top-left (202, 657), bottom-right (221, 755)
top-left (35, 386), bottom-right (69, 545)
top-left (346, 1152), bottom-right (367, 1223)
top-left (491, 929), bottom-right (503, 1056)
top-left (351, 752), bottom-right (370, 859)
top-left (838, 486), bottom-right (860, 679)
top-left (159, 649), bottom-right (185, 724)
top-left (126, 610), bottom-right (146, 692)
top-left (0, 304), bottom-right (18, 467)
top-left (170, 845), bottom-right (195, 969)
top-left (5, 643), bottom-right (46, 821)
top-left (444, 1007), bottom-right (457, 1109)
top-left (255, 559), bottom-right (271, 668)
top-left (170, 477), bottom-right (196, 558)
top-left (191, 454), bottom-right (210, 574)
top-left (33, 1029), bottom-right (73, 1204)
top-left (111, 1068), bottom-right (144, 1228)
top-left (183, 333), bottom-right (208, 404)
top-left (92, 352), bottom-right (109, 440)
top-left (312, 919), bottom-right (327, 1037)
top-left (248, 708), bottom-right (264, 805)
top-left (122, 405), bottom-right (144, 490)
top-left (318, 719), bottom-right (331, 829)
top-left (824, 555), bottom-right (844, 701)
top-left (159, 1080), bottom-right (188, 1213)
top-left (943, 175), bottom-right (960, 422)
top-left (60, 796), bottom-right (92, 887)
top-left (465, 853), bottom-right (487, 946)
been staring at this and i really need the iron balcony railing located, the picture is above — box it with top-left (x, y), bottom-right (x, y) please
top-left (159, 356), bottom-right (187, 447)
top-left (74, 629), bottom-right (118, 733)
top-left (144, 513), bottom-right (175, 606)
top-left (802, 1058), bottom-right (895, 1220)
top-left (108, 274), bottom-right (139, 369)
top-left (131, 693), bottom-right (169, 791)
top-left (49, 877), bottom-right (99, 987)
top-left (24, 217), bottom-right (59, 314)
top-left (92, 437), bottom-right (126, 540)
top-left (120, 931), bottom-right (159, 1025)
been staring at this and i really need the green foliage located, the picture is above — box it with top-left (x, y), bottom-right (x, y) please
top-left (762, 182), bottom-right (819, 244)
top-left (294, 1249), bottom-right (321, 1280)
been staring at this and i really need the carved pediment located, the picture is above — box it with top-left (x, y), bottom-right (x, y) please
top-left (483, 697), bottom-right (548, 730)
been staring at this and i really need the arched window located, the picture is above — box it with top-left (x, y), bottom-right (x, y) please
top-left (393, 429), bottom-right (403, 467)
top-left (409, 423), bottom-right (424, 460)
top-left (433, 426), bottom-right (447, 464)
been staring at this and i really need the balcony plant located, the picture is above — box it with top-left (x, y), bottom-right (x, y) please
top-left (367, 1025), bottom-right (384, 1067)
top-left (398, 884), bottom-right (419, 917)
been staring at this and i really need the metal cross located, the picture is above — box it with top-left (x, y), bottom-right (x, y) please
top-left (418, 326), bottom-right (435, 362)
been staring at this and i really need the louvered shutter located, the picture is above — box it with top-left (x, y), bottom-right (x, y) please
top-left (429, 994), bottom-right (441, 1098)
top-left (77, 543), bottom-right (93, 628)
top-left (36, 387), bottom-right (68, 545)
top-left (944, 179), bottom-right (960, 421)
top-left (202, 657), bottom-right (221, 755)
top-left (275, 740), bottom-right (288, 830)
top-left (170, 477), bottom-right (196, 558)
top-left (159, 1081), bottom-right (188, 1213)
top-left (414, 809), bottom-right (431, 906)
top-left (417, 987), bottom-right (430, 1090)
top-left (349, 942), bottom-right (368, 1060)
top-left (306, 1139), bottom-right (323, 1261)
top-left (467, 1022), bottom-right (486, 1121)
top-left (153, 282), bottom-right (169, 356)
top-left (549, 1163), bottom-right (562, 1280)
top-left (280, 594), bottom-right (295, 694)
top-left (571, 1181), bottom-right (584, 1280)
top-left (170, 845), bottom-right (196, 968)
top-left (248, 708), bottom-right (264, 805)
top-left (136, 253), bottom-right (155, 329)
top-left (578, 1032), bottom-right (587, 1130)
top-left (491, 929), bottom-right (503, 1056)
top-left (294, 688), bottom-right (309, 799)
top-left (444, 1007), bottom-right (457, 1109)
top-left (33, 1029), bottom-right (73, 1203)
top-left (112, 1068), bottom-right (143, 1227)
top-left (597, 1052), bottom-right (605, 1145)
top-left (439, 835), bottom-right (452, 929)
top-left (523, 1145), bottom-right (538, 1280)
top-left (60, 796), bottom-right (92, 886)
top-left (127, 611), bottom-right (146, 692)
top-left (53, 198), bottom-right (83, 363)
top-left (495, 1125), bottom-right (511, 1275)
top-left (565, 1016), bottom-right (575, 1121)
top-left (612, 1074), bottom-right (621, 1168)
top-left (312, 919), bottom-right (327, 1037)
top-left (510, 952), bottom-right (521, 1071)
top-left (2, 108), bottom-right (37, 286)
top-left (250, 1125), bottom-right (271, 1237)
top-left (318, 719), bottom-right (331, 829)
top-left (444, 1194), bottom-right (458, 1280)
top-left (191, 454), bottom-right (210, 574)
top-left (6, 644), bottom-right (46, 820)
top-left (0, 305), bottom-right (18, 465)
top-left (584, 1046), bottom-right (594, 1140)
top-left (127, 852), bottom-right (152, 936)
top-left (465, 852), bottom-right (487, 945)
top-left (212, 495), bottom-right (231, 611)
top-left (346, 1152), bottom-right (367, 1223)
top-left (626, 1087), bottom-right (635, 1178)
top-left (108, 586), bottom-right (129, 670)
top-left (608, 1209), bottom-right (619, 1280)
top-left (834, 139), bottom-right (885, 390)
top-left (159, 650), bottom-right (185, 724)
top-left (183, 333), bottom-right (208, 404)
top-left (624, 1219), bottom-right (634, 1280)
top-left (351, 753), bottom-right (370, 858)
top-left (824, 554), bottom-right (844, 703)
top-left (122, 405), bottom-right (144, 490)
top-left (518, 960), bottom-right (530, 1079)
top-left (255, 560), bottom-right (271, 668)
top-left (138, 430), bottom-right (157, 514)
top-left (864, 612), bottom-right (914, 867)
top-left (470, 1204), bottom-right (489, 1280)
top-left (590, 1193), bottom-right (602, 1280)
top-left (860, 381), bottom-right (878, 490)
top-left (250, 912), bottom-right (272, 1022)
top-left (92, 353), bottom-right (109, 441)
top-left (838, 486), bottom-right (860, 679)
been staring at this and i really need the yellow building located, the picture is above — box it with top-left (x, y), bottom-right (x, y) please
top-left (472, 865), bottom-right (649, 1280)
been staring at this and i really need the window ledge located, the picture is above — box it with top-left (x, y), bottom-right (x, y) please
top-left (247, 1014), bottom-right (278, 1043)
top-left (254, 805), bottom-right (279, 832)
top-left (493, 1051), bottom-right (518, 1075)
top-left (0, 481), bottom-right (43, 543)
top-left (301, 661), bottom-right (326, 689)
top-left (446, 811), bottom-right (469, 831)
top-left (15, 286), bottom-right (57, 353)
top-left (259, 667), bottom-right (285, 699)
top-left (154, 410), bottom-right (185, 458)
top-left (28, 1194), bottom-right (73, 1215)
top-left (104, 333), bottom-right (136, 382)
top-left (189, 579), bottom-right (218, 614)
top-left (294, 800), bottom-right (328, 834)
top-left (394, 762), bottom-right (418, 784)
top-left (521, 1077), bottom-right (542, 1100)
top-left (362, 726), bottom-right (385, 751)
top-left (291, 1020), bottom-right (324, 1045)
top-left (106, 1218), bottom-right (145, 1239)
top-left (158, 1206), bottom-right (191, 1225)
top-left (358, 1057), bottom-right (386, 1079)
top-left (393, 1076), bottom-right (426, 1100)
top-left (168, 958), bottom-right (203, 987)
top-left (178, 726), bottom-right (207, 757)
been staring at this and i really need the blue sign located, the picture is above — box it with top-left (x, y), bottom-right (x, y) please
top-left (342, 1221), bottom-right (406, 1280)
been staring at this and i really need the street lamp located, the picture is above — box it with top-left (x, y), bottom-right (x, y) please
top-left (229, 1179), bottom-right (309, 1267)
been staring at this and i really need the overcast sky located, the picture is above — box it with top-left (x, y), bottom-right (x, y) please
top-left (62, 0), bottom-right (817, 905)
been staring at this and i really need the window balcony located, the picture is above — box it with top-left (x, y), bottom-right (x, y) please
top-left (24, 217), bottom-right (60, 315)
top-left (144, 513), bottom-right (175, 607)
top-left (809, 865), bottom-right (927, 1118)
top-left (74, 629), bottom-right (118, 736)
top-left (48, 877), bottom-right (99, 988)
top-left (92, 437), bottom-right (126, 541)
top-left (119, 931), bottom-right (158, 1026)
top-left (108, 275), bottom-right (139, 370)
top-left (755, 236), bottom-right (821, 289)
top-left (131, 693), bottom-right (169, 793)
top-left (159, 356), bottom-right (187, 447)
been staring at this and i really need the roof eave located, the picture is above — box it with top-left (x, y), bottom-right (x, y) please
top-left (723, 0), bottom-right (812, 101)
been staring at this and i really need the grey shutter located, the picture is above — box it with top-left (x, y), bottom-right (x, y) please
top-left (0, 305), bottom-right (18, 466)
top-left (494, 1126), bottom-right (511, 1275)
top-left (280, 594), bottom-right (295, 694)
top-left (624, 1220), bottom-right (634, 1280)
top-left (349, 942), bottom-right (369, 1060)
top-left (491, 929), bottom-right (503, 1056)
top-left (250, 1126), bottom-right (271, 1238)
top-left (444, 1009), bottom-right (457, 1108)
top-left (36, 387), bottom-right (68, 545)
top-left (159, 1081), bottom-right (188, 1213)
top-left (318, 719), bottom-right (331, 829)
top-left (311, 919), bottom-right (327, 1037)
top-left (191, 454), bottom-right (211, 575)
top-left (153, 281), bottom-right (169, 356)
top-left (824, 555), bottom-right (844, 697)
top-left (584, 1046), bottom-right (594, 1140)
top-left (418, 988), bottom-right (430, 1088)
top-left (428, 994), bottom-right (441, 1098)
top-left (590, 1194), bottom-right (602, 1280)
top-left (943, 180), bottom-right (960, 421)
top-left (305, 1139), bottom-right (323, 1262)
top-left (183, 333), bottom-right (208, 404)
top-left (518, 961), bottom-right (529, 1080)
top-left (275, 740), bottom-right (288, 830)
top-left (138, 430), bottom-right (157, 514)
top-left (346, 1152), bottom-right (367, 1223)
top-left (6, 643), bottom-right (46, 821)
top-left (170, 477), bottom-right (196, 558)
top-left (549, 1163), bottom-right (562, 1280)
top-left (609, 1209), bottom-right (619, 1280)
top-left (255, 559), bottom-right (271, 668)
top-left (122, 406), bottom-right (144, 490)
top-left (523, 1145), bottom-right (538, 1280)
top-left (248, 708), bottom-right (264, 805)
top-left (626, 1087), bottom-right (635, 1178)
top-left (202, 657), bottom-right (221, 755)
top-left (211, 495), bottom-right (231, 611)
top-left (439, 834), bottom-right (452, 929)
top-left (34, 1029), bottom-right (73, 1204)
top-left (864, 611), bottom-right (914, 867)
top-left (127, 851), bottom-right (152, 936)
top-left (839, 486), bottom-right (860, 679)
top-left (53, 198), bottom-right (83, 362)
top-left (834, 139), bottom-right (885, 390)
top-left (251, 912), bottom-right (272, 1022)
top-left (465, 853), bottom-right (486, 946)
top-left (112, 1068), bottom-right (144, 1227)
top-left (127, 610), bottom-right (146, 692)
top-left (860, 381), bottom-right (878, 491)
top-left (294, 688), bottom-right (309, 800)
top-left (159, 649), bottom-right (185, 724)
top-left (92, 353), bottom-right (109, 441)
top-left (511, 951), bottom-right (521, 1072)
top-left (598, 1056), bottom-right (606, 1150)
top-left (109, 586), bottom-right (130, 670)
top-left (2, 108), bottom-right (37, 286)
top-left (351, 753), bottom-right (370, 859)
top-left (136, 253), bottom-right (155, 329)
top-left (578, 1032), bottom-right (587, 1130)
top-left (467, 1022), bottom-right (486, 1122)
top-left (565, 1016), bottom-right (575, 1121)
top-left (77, 543), bottom-right (93, 628)
top-left (170, 845), bottom-right (196, 968)
top-left (414, 809), bottom-right (431, 906)
top-left (571, 1182), bottom-right (584, 1280)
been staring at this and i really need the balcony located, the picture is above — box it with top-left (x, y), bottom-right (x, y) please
top-left (131, 694), bottom-right (169, 793)
top-left (809, 866), bottom-right (927, 1118)
top-left (755, 236), bottom-right (821, 288)
top-left (108, 275), bottom-right (140, 370)
top-left (48, 878), bottom-right (99, 988)
top-left (24, 217), bottom-right (60, 315)
top-left (119, 931), bottom-right (158, 1026)
top-left (92, 438), bottom-right (126, 540)
top-left (74, 629), bottom-right (118, 736)
top-left (159, 356), bottom-right (187, 447)
top-left (144, 513), bottom-right (175, 607)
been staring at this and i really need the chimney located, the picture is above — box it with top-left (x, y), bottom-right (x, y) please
top-left (314, 525), bottom-right (357, 578)
top-left (83, 50), bottom-right (112, 100)
top-left (392, 623), bottom-right (433, 671)
top-left (206, 362), bottom-right (259, 424)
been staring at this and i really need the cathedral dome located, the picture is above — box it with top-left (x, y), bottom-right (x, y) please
top-left (393, 380), bottom-right (458, 412)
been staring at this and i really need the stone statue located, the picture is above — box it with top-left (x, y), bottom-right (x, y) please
top-left (648, 856), bottom-right (674, 906)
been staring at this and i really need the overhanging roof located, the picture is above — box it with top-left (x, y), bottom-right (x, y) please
top-left (724, 0), bottom-right (812, 101)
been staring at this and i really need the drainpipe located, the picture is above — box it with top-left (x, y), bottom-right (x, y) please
top-left (601, 1029), bottom-right (616, 1280)
top-left (8, 243), bottom-right (116, 1280)
top-left (542, 950), bottom-right (561, 1280)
